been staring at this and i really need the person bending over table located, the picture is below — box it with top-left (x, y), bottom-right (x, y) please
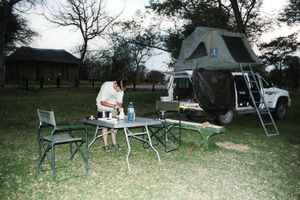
top-left (96, 79), bottom-right (127, 152)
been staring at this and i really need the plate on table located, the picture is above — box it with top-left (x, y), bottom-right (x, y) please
top-left (97, 118), bottom-right (118, 122)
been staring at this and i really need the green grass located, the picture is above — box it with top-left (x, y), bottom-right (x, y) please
top-left (0, 88), bottom-right (299, 199)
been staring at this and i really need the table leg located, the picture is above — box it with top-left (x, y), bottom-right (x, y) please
top-left (123, 126), bottom-right (161, 171)
top-left (145, 125), bottom-right (161, 165)
top-left (88, 126), bottom-right (101, 148)
top-left (89, 126), bottom-right (116, 149)
top-left (123, 127), bottom-right (132, 171)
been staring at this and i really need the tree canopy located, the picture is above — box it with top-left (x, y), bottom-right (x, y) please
top-left (279, 0), bottom-right (300, 24)
top-left (0, 0), bottom-right (39, 88)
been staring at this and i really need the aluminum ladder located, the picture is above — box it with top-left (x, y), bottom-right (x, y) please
top-left (239, 63), bottom-right (279, 136)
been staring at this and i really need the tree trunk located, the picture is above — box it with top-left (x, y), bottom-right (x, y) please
top-left (80, 39), bottom-right (88, 63)
top-left (0, 3), bottom-right (9, 89)
top-left (78, 39), bottom-right (88, 80)
top-left (0, 52), bottom-right (5, 89)
top-left (0, 1), bottom-right (14, 89)
top-left (229, 0), bottom-right (246, 34)
top-left (0, 31), bottom-right (5, 88)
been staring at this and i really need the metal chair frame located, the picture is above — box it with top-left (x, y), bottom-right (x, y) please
top-left (37, 109), bottom-right (88, 181)
top-left (144, 101), bottom-right (182, 153)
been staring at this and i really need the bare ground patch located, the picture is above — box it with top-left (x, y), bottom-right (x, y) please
top-left (216, 141), bottom-right (250, 152)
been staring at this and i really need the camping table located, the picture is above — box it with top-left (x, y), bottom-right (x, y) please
top-left (82, 117), bottom-right (161, 171)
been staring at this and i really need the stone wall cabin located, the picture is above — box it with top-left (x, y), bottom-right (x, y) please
top-left (5, 46), bottom-right (81, 82)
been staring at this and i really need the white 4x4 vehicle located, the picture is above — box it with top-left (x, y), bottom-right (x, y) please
top-left (165, 70), bottom-right (291, 125)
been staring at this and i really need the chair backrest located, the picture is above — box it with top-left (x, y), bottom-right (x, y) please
top-left (37, 109), bottom-right (56, 126)
top-left (156, 101), bottom-right (180, 112)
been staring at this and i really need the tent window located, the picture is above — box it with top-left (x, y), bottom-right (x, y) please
top-left (222, 36), bottom-right (254, 63)
top-left (188, 42), bottom-right (207, 59)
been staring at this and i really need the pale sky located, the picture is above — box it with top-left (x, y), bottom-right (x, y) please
top-left (29, 0), bottom-right (149, 50)
top-left (25, 0), bottom-right (298, 72)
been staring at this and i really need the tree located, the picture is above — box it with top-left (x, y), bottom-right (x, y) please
top-left (107, 18), bottom-right (158, 82)
top-left (43, 0), bottom-right (120, 63)
top-left (259, 33), bottom-right (299, 86)
top-left (83, 41), bottom-right (132, 82)
top-left (147, 70), bottom-right (165, 84)
top-left (0, 0), bottom-right (38, 88)
top-left (279, 0), bottom-right (300, 24)
top-left (283, 55), bottom-right (300, 89)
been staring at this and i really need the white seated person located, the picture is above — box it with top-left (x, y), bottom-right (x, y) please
top-left (96, 79), bottom-right (127, 152)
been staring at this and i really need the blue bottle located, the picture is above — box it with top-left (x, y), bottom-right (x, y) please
top-left (127, 102), bottom-right (135, 122)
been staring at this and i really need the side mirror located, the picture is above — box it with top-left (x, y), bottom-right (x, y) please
top-left (269, 82), bottom-right (274, 87)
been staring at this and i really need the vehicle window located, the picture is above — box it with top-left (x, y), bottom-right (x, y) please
top-left (175, 78), bottom-right (192, 89)
top-left (174, 78), bottom-right (194, 100)
top-left (248, 74), bottom-right (261, 89)
top-left (233, 75), bottom-right (247, 90)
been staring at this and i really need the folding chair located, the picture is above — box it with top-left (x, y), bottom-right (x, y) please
top-left (37, 109), bottom-right (88, 181)
top-left (144, 101), bottom-right (181, 153)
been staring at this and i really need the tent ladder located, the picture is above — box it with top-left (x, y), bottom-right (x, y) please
top-left (239, 63), bottom-right (279, 136)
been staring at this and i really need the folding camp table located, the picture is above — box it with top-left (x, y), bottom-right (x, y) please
top-left (82, 117), bottom-right (161, 171)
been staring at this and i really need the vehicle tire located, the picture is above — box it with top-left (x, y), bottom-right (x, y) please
top-left (273, 100), bottom-right (287, 119)
top-left (215, 110), bottom-right (234, 125)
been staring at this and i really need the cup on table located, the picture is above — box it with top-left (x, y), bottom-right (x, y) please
top-left (97, 111), bottom-right (110, 119)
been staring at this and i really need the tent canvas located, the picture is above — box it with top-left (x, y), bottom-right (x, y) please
top-left (174, 27), bottom-right (262, 71)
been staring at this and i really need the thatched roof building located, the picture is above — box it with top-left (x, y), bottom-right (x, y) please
top-left (6, 46), bottom-right (81, 81)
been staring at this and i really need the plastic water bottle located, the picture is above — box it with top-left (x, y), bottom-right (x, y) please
top-left (127, 102), bottom-right (135, 122)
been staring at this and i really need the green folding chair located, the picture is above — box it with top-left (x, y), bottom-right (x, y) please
top-left (144, 101), bottom-right (182, 153)
top-left (37, 109), bottom-right (88, 181)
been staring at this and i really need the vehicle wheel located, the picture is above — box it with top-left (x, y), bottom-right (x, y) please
top-left (215, 110), bottom-right (234, 125)
top-left (273, 100), bottom-right (287, 119)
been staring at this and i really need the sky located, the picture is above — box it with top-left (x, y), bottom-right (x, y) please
top-left (29, 0), bottom-right (149, 50)
top-left (25, 0), bottom-right (298, 72)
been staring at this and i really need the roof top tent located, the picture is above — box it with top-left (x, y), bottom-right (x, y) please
top-left (174, 26), bottom-right (262, 71)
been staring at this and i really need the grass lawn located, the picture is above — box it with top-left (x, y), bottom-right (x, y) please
top-left (0, 88), bottom-right (299, 200)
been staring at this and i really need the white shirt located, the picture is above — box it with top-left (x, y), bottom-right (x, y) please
top-left (96, 81), bottom-right (124, 111)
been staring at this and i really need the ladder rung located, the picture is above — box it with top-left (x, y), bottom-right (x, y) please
top-left (260, 109), bottom-right (269, 111)
top-left (259, 110), bottom-right (269, 114)
top-left (242, 71), bottom-right (251, 74)
top-left (264, 123), bottom-right (274, 126)
top-left (267, 133), bottom-right (279, 136)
